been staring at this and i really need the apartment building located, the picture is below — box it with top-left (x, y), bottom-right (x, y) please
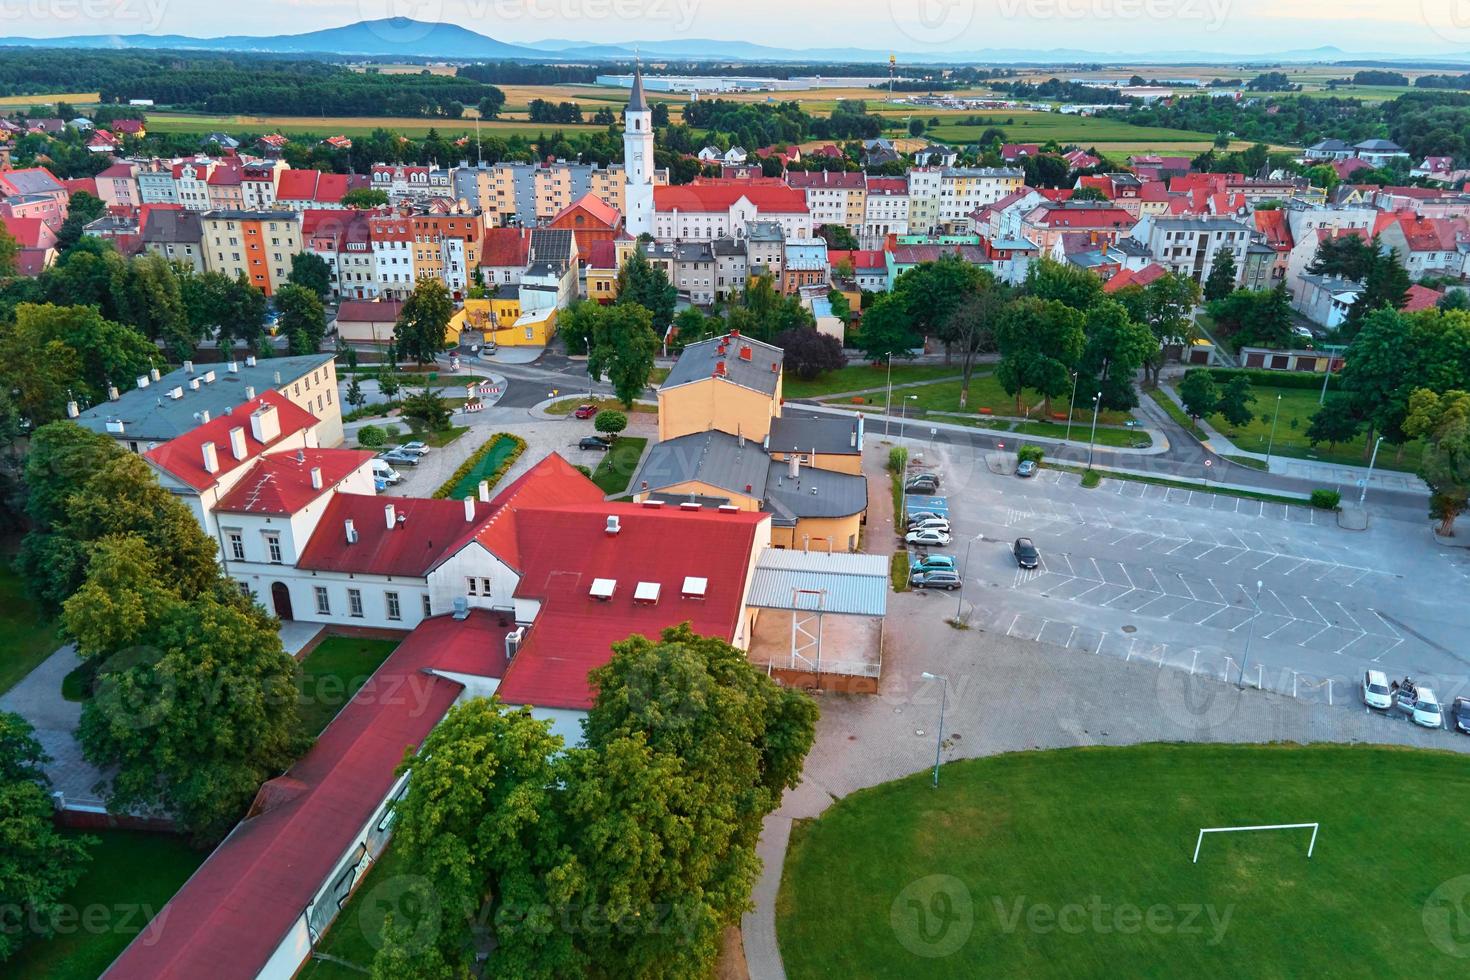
top-left (787, 170), bottom-right (866, 236)
top-left (935, 167), bottom-right (1025, 233)
top-left (863, 176), bottom-right (910, 245)
top-left (1134, 215), bottom-right (1252, 285)
top-left (201, 210), bottom-right (302, 297)
top-left (411, 213), bottom-right (485, 300)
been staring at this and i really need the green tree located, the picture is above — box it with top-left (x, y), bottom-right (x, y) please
top-left (400, 387), bottom-right (451, 432)
top-left (774, 326), bottom-right (846, 381)
top-left (378, 370), bottom-right (402, 405)
top-left (0, 220), bottom-right (17, 277)
top-left (1068, 185), bottom-right (1107, 201)
top-left (896, 253), bottom-right (986, 361)
top-left (275, 283), bottom-right (327, 356)
top-left (112, 252), bottom-right (192, 356)
top-left (1403, 387), bottom-right (1470, 535)
top-left (593, 409), bottom-right (628, 440)
top-left (1207, 284), bottom-right (1294, 349)
top-left (341, 187), bottom-right (389, 209)
top-left (1136, 273), bottom-right (1199, 387)
top-left (995, 297), bottom-right (1086, 415)
top-left (615, 250), bottom-right (676, 332)
top-left (77, 594), bottom-right (307, 843)
top-left (1344, 248), bottom-right (1411, 337)
top-left (856, 291), bottom-right (919, 363)
top-left (908, 117), bottom-right (926, 137)
top-left (61, 534), bottom-right (186, 661)
top-left (1178, 370), bottom-right (1220, 420)
top-left (0, 303), bottom-right (154, 423)
top-left (181, 270), bottom-right (266, 351)
top-left (1077, 298), bottom-right (1154, 412)
top-left (942, 279), bottom-right (1004, 407)
top-left (1215, 374), bottom-right (1256, 429)
top-left (1203, 247), bottom-right (1238, 303)
top-left (588, 303), bottom-right (659, 409)
top-left (1306, 399), bottom-right (1361, 450)
top-left (1024, 256), bottom-right (1102, 311)
top-left (558, 301), bottom-right (599, 356)
top-left (54, 189), bottom-right (106, 253)
top-left (287, 252), bottom-right (334, 300)
top-left (0, 712), bottom-right (94, 963)
top-left (394, 278), bottom-right (453, 365)
top-left (346, 376), bottom-right (366, 408)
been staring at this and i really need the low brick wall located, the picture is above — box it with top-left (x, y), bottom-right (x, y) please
top-left (768, 667), bottom-right (879, 696)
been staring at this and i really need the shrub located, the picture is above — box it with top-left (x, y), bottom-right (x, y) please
top-left (1080, 469), bottom-right (1102, 488)
top-left (384, 424), bottom-right (401, 440)
top-left (573, 464), bottom-right (593, 478)
top-left (887, 447), bottom-right (909, 473)
top-left (1017, 444), bottom-right (1044, 465)
top-left (1310, 488), bottom-right (1342, 510)
top-left (1197, 367), bottom-right (1340, 392)
top-left (890, 551), bottom-right (910, 592)
top-left (432, 433), bottom-right (527, 500)
top-left (357, 424), bottom-right (385, 448)
top-left (594, 410), bottom-right (628, 439)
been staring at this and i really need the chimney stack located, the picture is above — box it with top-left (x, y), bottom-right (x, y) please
top-left (344, 519), bottom-right (357, 544)
top-left (463, 497), bottom-right (476, 522)
top-left (384, 503), bottom-right (396, 529)
top-left (199, 409), bottom-right (211, 424)
top-left (787, 454), bottom-right (800, 479)
top-left (201, 442), bottom-right (219, 474)
top-left (66, 400), bottom-right (79, 418)
top-left (310, 467), bottom-right (322, 490)
top-left (136, 374), bottom-right (149, 389)
top-left (227, 360), bottom-right (240, 373)
top-left (249, 403), bottom-right (280, 444)
top-left (477, 480), bottom-right (490, 502)
top-left (244, 385), bottom-right (256, 400)
top-left (605, 515), bottom-right (621, 536)
top-left (150, 367), bottom-right (161, 382)
top-left (107, 384), bottom-right (120, 401)
top-left (246, 355), bottom-right (257, 368)
top-left (183, 359), bottom-right (194, 374)
top-left (228, 427), bottom-right (247, 460)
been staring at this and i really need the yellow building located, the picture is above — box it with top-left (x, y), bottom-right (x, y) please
top-left (656, 332), bottom-right (785, 443)
top-left (449, 290), bottom-right (557, 347)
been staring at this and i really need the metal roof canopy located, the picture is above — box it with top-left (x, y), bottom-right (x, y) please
top-left (747, 549), bottom-right (888, 617)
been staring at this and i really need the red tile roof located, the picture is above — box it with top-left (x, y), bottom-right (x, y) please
top-left (1001, 143), bottom-right (1040, 160)
top-left (103, 610), bottom-right (512, 980)
top-left (653, 184), bottom-right (808, 214)
top-left (1404, 284), bottom-right (1444, 312)
top-left (1137, 180), bottom-right (1170, 203)
top-left (1037, 188), bottom-right (1074, 202)
top-left (480, 226), bottom-right (532, 267)
top-left (462, 453), bottom-right (607, 572)
top-left (584, 238), bottom-right (618, 270)
top-left (1028, 204), bottom-right (1134, 228)
top-left (274, 169), bottom-right (320, 201)
top-left (0, 216), bottom-right (52, 248)
top-left (787, 170), bottom-right (865, 189)
top-left (498, 503), bottom-right (768, 710)
top-left (213, 448), bottom-right (373, 515)
top-left (865, 177), bottom-right (907, 194)
top-left (144, 391), bottom-right (319, 492)
top-left (1103, 262), bottom-right (1169, 293)
top-left (296, 493), bottom-right (483, 577)
top-left (826, 248), bottom-right (887, 272)
top-left (113, 119), bottom-right (145, 135)
top-left (1254, 209), bottom-right (1292, 249)
top-left (552, 191), bottom-right (620, 229)
top-left (63, 177), bottom-right (98, 197)
top-left (1332, 157), bottom-right (1372, 180)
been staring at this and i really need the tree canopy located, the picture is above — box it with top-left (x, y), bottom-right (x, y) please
top-left (394, 278), bottom-right (454, 365)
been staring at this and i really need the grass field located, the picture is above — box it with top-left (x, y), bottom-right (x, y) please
top-left (297, 636), bottom-right (401, 737)
top-left (851, 377), bottom-right (1134, 427)
top-left (545, 397), bottom-right (655, 415)
top-left (591, 436), bottom-right (648, 495)
top-left (144, 112), bottom-right (606, 139)
top-left (297, 843), bottom-right (411, 978)
top-left (1178, 384), bottom-right (1423, 473)
top-left (782, 363), bottom-right (962, 400)
top-left (0, 91), bottom-right (99, 107)
top-left (5, 830), bottom-right (206, 980)
top-left (778, 743), bottom-right (1470, 978)
top-left (0, 556), bottom-right (60, 696)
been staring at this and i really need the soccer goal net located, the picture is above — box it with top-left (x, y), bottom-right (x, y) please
top-left (1192, 823), bottom-right (1319, 863)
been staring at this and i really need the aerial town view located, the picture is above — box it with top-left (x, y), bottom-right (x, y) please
top-left (0, 1), bottom-right (1469, 977)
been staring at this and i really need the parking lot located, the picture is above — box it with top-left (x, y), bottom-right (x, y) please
top-left (896, 447), bottom-right (1470, 727)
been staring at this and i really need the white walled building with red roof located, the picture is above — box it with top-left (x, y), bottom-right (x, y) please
top-left (653, 183), bottom-right (812, 242)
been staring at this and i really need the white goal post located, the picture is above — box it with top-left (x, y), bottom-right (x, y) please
top-left (1193, 823), bottom-right (1319, 863)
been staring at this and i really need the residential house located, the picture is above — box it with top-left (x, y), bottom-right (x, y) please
top-left (369, 215), bottom-right (416, 300)
top-left (1252, 209), bottom-right (1293, 285)
top-left (863, 176), bottom-right (909, 245)
top-left (0, 166), bottom-right (68, 228)
top-left (936, 168), bottom-right (1025, 233)
top-left (787, 170), bottom-right (866, 237)
top-left (412, 213), bottom-right (486, 300)
top-left (370, 164), bottom-right (451, 206)
top-left (652, 184), bottom-right (812, 242)
top-left (1353, 139), bottom-right (1409, 167)
top-left (1001, 143), bottom-right (1040, 163)
top-left (141, 207), bottom-right (206, 272)
top-left (1294, 273), bottom-right (1363, 328)
top-left (886, 244), bottom-right (989, 292)
top-left (1303, 139), bottom-right (1356, 162)
top-left (1376, 211), bottom-right (1468, 279)
top-left (548, 192), bottom-right (621, 260)
top-left (201, 209), bottom-right (303, 298)
top-left (478, 226), bottom-right (533, 288)
top-left (827, 248), bottom-right (889, 292)
top-left (94, 162), bottom-right (139, 208)
top-left (780, 238), bottom-right (829, 295)
top-left (1133, 214), bottom-right (1251, 285)
top-left (673, 242), bottom-right (717, 305)
top-left (745, 220), bottom-right (787, 280)
top-left (1019, 202), bottom-right (1136, 252)
top-left (1, 216), bottom-right (58, 275)
top-left (173, 159), bottom-right (215, 211)
top-left (303, 209), bottom-right (376, 300)
top-left (656, 332), bottom-right (784, 442)
top-left (334, 300), bottom-right (404, 347)
top-left (712, 236), bottom-right (749, 301)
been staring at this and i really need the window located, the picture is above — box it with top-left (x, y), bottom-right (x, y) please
top-left (467, 576), bottom-right (479, 595)
top-left (264, 532), bottom-right (282, 564)
top-left (422, 594), bottom-right (432, 617)
top-left (315, 586), bottom-right (330, 615)
top-left (386, 592), bottom-right (401, 621)
top-left (348, 588), bottom-right (363, 618)
top-left (226, 529), bottom-right (244, 561)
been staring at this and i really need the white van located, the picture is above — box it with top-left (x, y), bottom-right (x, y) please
top-left (371, 459), bottom-right (403, 485)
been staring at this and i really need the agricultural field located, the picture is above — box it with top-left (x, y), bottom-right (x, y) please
top-left (143, 112), bottom-right (606, 139)
top-left (0, 91), bottom-right (99, 107)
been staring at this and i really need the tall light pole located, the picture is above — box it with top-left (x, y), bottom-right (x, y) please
top-left (1360, 435), bottom-right (1384, 505)
top-left (920, 671), bottom-right (949, 788)
top-left (900, 393), bottom-right (917, 446)
top-left (1065, 370), bottom-right (1079, 443)
top-left (1265, 394), bottom-right (1282, 467)
top-left (956, 536), bottom-right (977, 620)
top-left (1086, 391), bottom-right (1102, 470)
top-left (884, 352), bottom-right (894, 437)
top-left (1238, 579), bottom-right (1263, 689)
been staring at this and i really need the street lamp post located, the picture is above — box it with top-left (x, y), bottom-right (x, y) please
top-left (1265, 394), bottom-right (1282, 468)
top-left (1086, 391), bottom-right (1102, 470)
top-left (884, 352), bottom-right (893, 437)
top-left (1238, 579), bottom-right (1263, 689)
top-left (900, 394), bottom-right (917, 446)
top-left (956, 537), bottom-right (977, 620)
top-left (1065, 371), bottom-right (1080, 443)
top-left (920, 671), bottom-right (949, 788)
top-left (1360, 435), bottom-right (1384, 505)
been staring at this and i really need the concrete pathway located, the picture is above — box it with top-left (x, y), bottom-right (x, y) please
top-left (0, 644), bottom-right (107, 807)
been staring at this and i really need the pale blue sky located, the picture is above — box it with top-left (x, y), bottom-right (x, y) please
top-left (6, 0), bottom-right (1467, 57)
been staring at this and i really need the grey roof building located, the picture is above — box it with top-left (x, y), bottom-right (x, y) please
top-left (660, 334), bottom-right (784, 397)
top-left (74, 353), bottom-right (336, 448)
top-left (767, 412), bottom-right (863, 458)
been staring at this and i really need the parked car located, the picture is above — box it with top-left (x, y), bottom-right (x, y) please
top-left (374, 477), bottom-right (388, 494)
top-left (905, 510), bottom-right (946, 525)
top-left (1412, 688), bottom-right (1443, 729)
top-left (907, 517), bottom-right (951, 533)
top-left (1013, 537), bottom-right (1040, 569)
top-left (906, 528), bottom-right (952, 547)
top-left (579, 436), bottom-right (613, 451)
top-left (371, 459), bottom-right (403, 485)
top-left (1016, 459), bottom-right (1038, 478)
top-left (1453, 697), bottom-right (1470, 735)
top-left (1361, 669), bottom-right (1393, 711)
top-left (395, 441), bottom-right (431, 457)
top-left (905, 475), bottom-right (941, 493)
top-left (378, 449), bottom-right (420, 467)
top-left (912, 555), bottom-right (957, 574)
top-left (573, 403), bottom-right (598, 419)
top-left (911, 570), bottom-right (962, 590)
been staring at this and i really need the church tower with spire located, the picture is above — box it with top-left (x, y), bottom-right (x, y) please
top-left (623, 62), bottom-right (655, 238)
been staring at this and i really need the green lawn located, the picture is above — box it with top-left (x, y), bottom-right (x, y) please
top-left (783, 364), bottom-right (962, 400)
top-left (419, 425), bottom-right (469, 449)
top-left (297, 636), bottom-right (402, 738)
top-left (591, 437), bottom-right (648, 495)
top-left (778, 743), bottom-right (1470, 979)
top-left (925, 110), bottom-right (1218, 149)
top-left (859, 378), bottom-right (1135, 426)
top-left (5, 830), bottom-right (207, 980)
top-left (297, 844), bottom-right (413, 979)
top-left (545, 397), bottom-right (655, 416)
top-left (0, 557), bottom-right (61, 696)
top-left (436, 433), bottom-right (524, 501)
top-left (1147, 387), bottom-right (1208, 442)
top-left (1181, 385), bottom-right (1422, 473)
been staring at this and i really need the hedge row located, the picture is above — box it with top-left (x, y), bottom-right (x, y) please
top-left (432, 433), bottom-right (527, 500)
top-left (1185, 367), bottom-right (1342, 392)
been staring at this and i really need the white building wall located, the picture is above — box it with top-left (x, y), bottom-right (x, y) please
top-left (426, 541), bottom-right (520, 615)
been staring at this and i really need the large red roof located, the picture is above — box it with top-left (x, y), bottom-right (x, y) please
top-left (654, 184), bottom-right (808, 214)
top-left (552, 191), bottom-right (620, 229)
top-left (497, 502), bottom-right (768, 710)
top-left (145, 391), bottom-right (319, 492)
top-left (1103, 262), bottom-right (1169, 293)
top-left (1254, 209), bottom-right (1292, 250)
top-left (296, 493), bottom-right (483, 578)
top-left (103, 610), bottom-right (512, 980)
top-left (480, 226), bottom-right (532, 267)
top-left (462, 453), bottom-right (607, 572)
top-left (214, 448), bottom-right (373, 515)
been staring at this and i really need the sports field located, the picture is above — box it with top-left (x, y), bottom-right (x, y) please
top-left (777, 742), bottom-right (1470, 978)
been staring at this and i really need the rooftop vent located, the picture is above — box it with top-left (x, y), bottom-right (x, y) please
top-left (136, 374), bottom-right (149, 389)
top-left (150, 367), bottom-right (161, 382)
top-left (66, 400), bottom-right (79, 419)
top-left (227, 360), bottom-right (240, 373)
top-left (384, 503), bottom-right (396, 529)
top-left (463, 496), bottom-right (476, 522)
top-left (718, 503), bottom-right (741, 513)
top-left (249, 402), bottom-right (279, 444)
top-left (183, 359), bottom-right (195, 374)
top-left (477, 480), bottom-right (490, 503)
top-left (168, 386), bottom-right (184, 400)
top-left (244, 385), bottom-right (256, 400)
top-left (203, 370), bottom-right (216, 384)
top-left (107, 384), bottom-right (120, 401)
top-left (633, 581), bottom-right (661, 605)
top-left (589, 578), bottom-right (616, 601)
top-left (641, 499), bottom-right (664, 509)
top-left (228, 426), bottom-right (247, 460)
top-left (245, 355), bottom-right (257, 368)
top-left (310, 467), bottom-right (322, 490)
top-left (605, 515), bottom-right (621, 536)
top-left (680, 501), bottom-right (702, 511)
top-left (344, 518), bottom-right (357, 544)
top-left (201, 441), bottom-right (219, 474)
top-left (681, 576), bottom-right (708, 598)
top-left (188, 378), bottom-right (201, 391)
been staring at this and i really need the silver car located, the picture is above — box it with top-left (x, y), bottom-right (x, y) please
top-left (911, 570), bottom-right (962, 590)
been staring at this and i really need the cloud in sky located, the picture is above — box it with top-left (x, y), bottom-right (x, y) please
top-left (4, 0), bottom-right (1463, 55)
